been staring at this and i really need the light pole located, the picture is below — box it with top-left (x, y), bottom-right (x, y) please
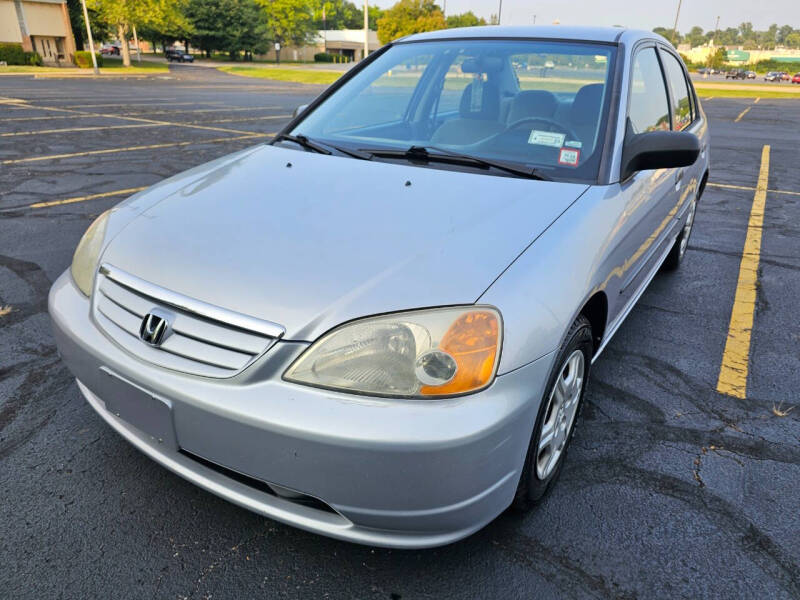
top-left (132, 25), bottom-right (141, 63)
top-left (670, 0), bottom-right (682, 46)
top-left (79, 0), bottom-right (99, 75)
top-left (497, 0), bottom-right (502, 25)
top-left (363, 0), bottom-right (368, 60)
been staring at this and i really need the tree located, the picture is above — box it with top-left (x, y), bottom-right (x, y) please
top-left (311, 0), bottom-right (362, 30)
top-left (376, 0), bottom-right (445, 45)
top-left (138, 0), bottom-right (194, 53)
top-left (366, 5), bottom-right (384, 30)
top-left (255, 0), bottom-right (317, 63)
top-left (67, 0), bottom-right (113, 49)
top-left (777, 25), bottom-right (794, 45)
top-left (186, 0), bottom-right (264, 58)
top-left (445, 11), bottom-right (485, 29)
top-left (652, 26), bottom-right (681, 45)
top-left (786, 32), bottom-right (800, 49)
top-left (89, 0), bottom-right (189, 65)
top-left (707, 47), bottom-right (727, 69)
top-left (685, 26), bottom-right (704, 48)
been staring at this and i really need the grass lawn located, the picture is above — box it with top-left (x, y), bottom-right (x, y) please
top-left (0, 57), bottom-right (168, 75)
top-left (694, 85), bottom-right (800, 98)
top-left (218, 66), bottom-right (341, 85)
top-left (100, 57), bottom-right (168, 71)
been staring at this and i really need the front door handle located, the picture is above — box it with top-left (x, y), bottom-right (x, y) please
top-left (675, 169), bottom-right (684, 190)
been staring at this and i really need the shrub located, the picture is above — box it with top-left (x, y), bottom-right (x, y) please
top-left (24, 52), bottom-right (43, 66)
top-left (314, 52), bottom-right (334, 62)
top-left (74, 50), bottom-right (103, 68)
top-left (0, 42), bottom-right (26, 65)
top-left (753, 59), bottom-right (800, 73)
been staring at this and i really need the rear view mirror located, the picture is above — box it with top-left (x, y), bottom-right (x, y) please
top-left (621, 130), bottom-right (700, 181)
top-left (293, 104), bottom-right (309, 118)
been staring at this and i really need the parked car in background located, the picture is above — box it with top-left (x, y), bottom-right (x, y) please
top-left (100, 44), bottom-right (120, 56)
top-left (725, 69), bottom-right (746, 79)
top-left (745, 70), bottom-right (756, 79)
top-left (780, 71), bottom-right (791, 81)
top-left (696, 67), bottom-right (711, 75)
top-left (165, 48), bottom-right (194, 63)
top-left (764, 71), bottom-right (782, 81)
top-left (792, 73), bottom-right (800, 84)
top-left (51, 26), bottom-right (709, 548)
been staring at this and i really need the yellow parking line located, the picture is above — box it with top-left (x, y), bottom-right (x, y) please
top-left (0, 133), bottom-right (268, 165)
top-left (754, 97), bottom-right (761, 103)
top-left (4, 101), bottom-right (261, 136)
top-left (716, 145), bottom-right (770, 399)
top-left (193, 114), bottom-right (292, 124)
top-left (0, 123), bottom-right (163, 137)
top-left (2, 114), bottom-right (101, 122)
top-left (734, 106), bottom-right (751, 122)
top-left (119, 105), bottom-right (283, 115)
top-left (26, 187), bottom-right (147, 209)
top-left (707, 182), bottom-right (800, 197)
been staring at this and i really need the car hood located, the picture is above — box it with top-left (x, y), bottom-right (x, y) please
top-left (102, 145), bottom-right (588, 340)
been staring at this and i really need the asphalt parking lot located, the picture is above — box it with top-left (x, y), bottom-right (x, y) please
top-left (1, 65), bottom-right (799, 599)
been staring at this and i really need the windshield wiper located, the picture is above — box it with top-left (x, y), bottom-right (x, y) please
top-left (359, 145), bottom-right (551, 181)
top-left (273, 133), bottom-right (371, 160)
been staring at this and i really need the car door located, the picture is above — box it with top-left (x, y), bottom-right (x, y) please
top-left (608, 44), bottom-right (678, 318)
top-left (658, 46), bottom-right (706, 212)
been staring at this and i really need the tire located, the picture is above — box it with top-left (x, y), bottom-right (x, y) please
top-left (662, 196), bottom-right (697, 270)
top-left (512, 314), bottom-right (593, 510)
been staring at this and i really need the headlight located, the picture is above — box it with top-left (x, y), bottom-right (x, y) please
top-left (70, 210), bottom-right (111, 296)
top-left (284, 307), bottom-right (502, 398)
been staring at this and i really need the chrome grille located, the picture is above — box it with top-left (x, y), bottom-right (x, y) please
top-left (92, 264), bottom-right (283, 378)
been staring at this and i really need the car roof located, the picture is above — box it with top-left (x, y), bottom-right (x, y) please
top-left (402, 25), bottom-right (663, 45)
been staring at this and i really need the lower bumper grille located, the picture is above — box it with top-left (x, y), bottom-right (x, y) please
top-left (178, 449), bottom-right (339, 515)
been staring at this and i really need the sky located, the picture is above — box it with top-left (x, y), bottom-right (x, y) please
top-left (371, 0), bottom-right (800, 32)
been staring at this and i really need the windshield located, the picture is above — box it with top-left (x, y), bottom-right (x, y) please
top-left (288, 39), bottom-right (617, 181)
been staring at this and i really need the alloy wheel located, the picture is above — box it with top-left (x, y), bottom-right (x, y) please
top-left (536, 349), bottom-right (585, 480)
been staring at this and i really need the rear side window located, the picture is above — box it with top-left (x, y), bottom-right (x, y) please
top-left (660, 51), bottom-right (693, 130)
top-left (628, 48), bottom-right (670, 133)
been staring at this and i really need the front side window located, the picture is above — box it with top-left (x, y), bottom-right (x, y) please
top-left (628, 48), bottom-right (670, 134)
top-left (289, 40), bottom-right (617, 182)
top-left (660, 51), bottom-right (693, 130)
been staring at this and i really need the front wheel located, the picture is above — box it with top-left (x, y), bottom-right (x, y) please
top-left (513, 315), bottom-right (592, 510)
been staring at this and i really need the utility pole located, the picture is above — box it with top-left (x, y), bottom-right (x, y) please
top-left (79, 0), bottom-right (99, 75)
top-left (497, 0), bottom-right (502, 25)
top-left (713, 15), bottom-right (720, 45)
top-left (363, 0), bottom-right (369, 60)
top-left (670, 0), bottom-right (682, 46)
top-left (132, 25), bottom-right (141, 63)
top-left (533, 15), bottom-right (536, 25)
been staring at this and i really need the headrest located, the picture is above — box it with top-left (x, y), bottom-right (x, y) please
top-left (570, 83), bottom-right (604, 125)
top-left (458, 80), bottom-right (500, 120)
top-left (508, 90), bottom-right (558, 123)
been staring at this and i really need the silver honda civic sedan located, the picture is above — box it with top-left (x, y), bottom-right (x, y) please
top-left (50, 26), bottom-right (709, 548)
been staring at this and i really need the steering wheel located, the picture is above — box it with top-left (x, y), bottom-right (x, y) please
top-left (506, 117), bottom-right (580, 145)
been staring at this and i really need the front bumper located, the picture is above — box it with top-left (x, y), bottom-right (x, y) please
top-left (49, 270), bottom-right (555, 548)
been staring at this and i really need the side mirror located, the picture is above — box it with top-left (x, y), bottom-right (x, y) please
top-left (292, 104), bottom-right (309, 119)
top-left (620, 130), bottom-right (700, 181)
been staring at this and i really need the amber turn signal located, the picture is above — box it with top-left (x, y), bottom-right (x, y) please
top-left (420, 310), bottom-right (500, 396)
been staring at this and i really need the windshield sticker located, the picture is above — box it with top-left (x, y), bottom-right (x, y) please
top-left (558, 148), bottom-right (580, 166)
top-left (528, 130), bottom-right (565, 148)
top-left (565, 140), bottom-right (583, 149)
